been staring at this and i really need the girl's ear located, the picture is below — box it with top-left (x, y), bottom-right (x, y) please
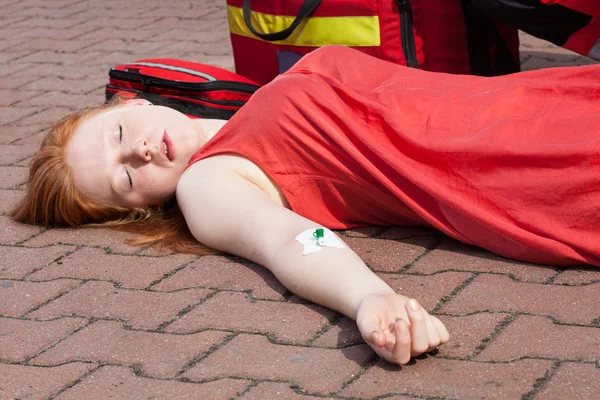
top-left (123, 99), bottom-right (152, 107)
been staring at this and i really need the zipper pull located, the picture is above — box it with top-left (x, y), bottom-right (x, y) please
top-left (396, 0), bottom-right (409, 11)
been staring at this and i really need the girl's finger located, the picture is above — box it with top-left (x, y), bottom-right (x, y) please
top-left (357, 315), bottom-right (387, 348)
top-left (432, 316), bottom-right (450, 343)
top-left (393, 319), bottom-right (411, 365)
top-left (364, 326), bottom-right (388, 348)
top-left (371, 329), bottom-right (387, 347)
top-left (406, 299), bottom-right (429, 354)
top-left (424, 314), bottom-right (441, 349)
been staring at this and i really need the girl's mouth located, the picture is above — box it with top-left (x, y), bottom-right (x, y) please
top-left (161, 131), bottom-right (174, 162)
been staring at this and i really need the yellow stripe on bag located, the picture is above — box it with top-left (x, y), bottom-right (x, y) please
top-left (227, 6), bottom-right (380, 47)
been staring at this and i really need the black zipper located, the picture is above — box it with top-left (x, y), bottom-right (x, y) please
top-left (396, 0), bottom-right (420, 68)
top-left (109, 69), bottom-right (260, 94)
top-left (106, 85), bottom-right (246, 107)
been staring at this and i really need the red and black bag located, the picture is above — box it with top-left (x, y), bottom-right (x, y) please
top-left (106, 59), bottom-right (261, 119)
top-left (468, 0), bottom-right (600, 60)
top-left (226, 0), bottom-right (521, 85)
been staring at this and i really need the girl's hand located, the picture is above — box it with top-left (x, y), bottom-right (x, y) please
top-left (356, 293), bottom-right (449, 365)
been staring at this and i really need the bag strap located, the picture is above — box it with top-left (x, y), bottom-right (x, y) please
top-left (243, 0), bottom-right (322, 41)
top-left (462, 0), bottom-right (520, 76)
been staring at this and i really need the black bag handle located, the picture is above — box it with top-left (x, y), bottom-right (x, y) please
top-left (243, 0), bottom-right (323, 41)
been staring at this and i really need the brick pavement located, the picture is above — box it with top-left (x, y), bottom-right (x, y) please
top-left (1, 1), bottom-right (599, 399)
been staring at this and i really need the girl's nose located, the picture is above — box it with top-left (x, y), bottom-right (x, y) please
top-left (131, 139), bottom-right (151, 162)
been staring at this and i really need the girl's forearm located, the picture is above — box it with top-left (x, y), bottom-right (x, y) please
top-left (267, 235), bottom-right (395, 319)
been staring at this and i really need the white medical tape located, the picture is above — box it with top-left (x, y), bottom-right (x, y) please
top-left (295, 228), bottom-right (345, 255)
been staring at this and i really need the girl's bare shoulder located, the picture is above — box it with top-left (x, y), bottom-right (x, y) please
top-left (179, 154), bottom-right (289, 208)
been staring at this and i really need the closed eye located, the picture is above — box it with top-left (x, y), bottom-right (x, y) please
top-left (119, 124), bottom-right (123, 142)
top-left (125, 166), bottom-right (132, 189)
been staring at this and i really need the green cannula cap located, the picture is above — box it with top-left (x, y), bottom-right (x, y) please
top-left (313, 228), bottom-right (324, 239)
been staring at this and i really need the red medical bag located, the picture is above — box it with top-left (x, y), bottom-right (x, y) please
top-left (226, 0), bottom-right (521, 85)
top-left (106, 59), bottom-right (261, 119)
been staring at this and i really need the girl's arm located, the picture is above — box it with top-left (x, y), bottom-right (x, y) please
top-left (177, 163), bottom-right (448, 364)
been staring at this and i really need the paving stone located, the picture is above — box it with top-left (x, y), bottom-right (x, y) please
top-left (12, 25), bottom-right (93, 40)
top-left (311, 316), bottom-right (363, 348)
top-left (0, 89), bottom-right (42, 107)
top-left (74, 7), bottom-right (160, 20)
top-left (29, 281), bottom-right (213, 330)
top-left (152, 40), bottom-right (233, 57)
top-left (536, 363), bottom-right (600, 400)
top-left (343, 236), bottom-right (439, 272)
top-left (553, 267), bottom-right (600, 285)
top-left (9, 107), bottom-right (77, 127)
top-left (182, 334), bottom-right (373, 394)
top-left (0, 124), bottom-right (47, 144)
top-left (11, 128), bottom-right (49, 148)
top-left (341, 226), bottom-right (387, 238)
top-left (16, 38), bottom-right (104, 52)
top-left (439, 274), bottom-right (600, 324)
top-left (0, 144), bottom-right (36, 165)
top-left (0, 165), bottom-right (29, 188)
top-left (147, 27), bottom-right (229, 44)
top-left (14, 156), bottom-right (32, 167)
top-left (20, 77), bottom-right (103, 95)
top-left (137, 246), bottom-right (179, 256)
top-left (32, 320), bottom-right (228, 378)
top-left (0, 62), bottom-right (35, 78)
top-left (240, 382), bottom-right (325, 400)
top-left (7, 16), bottom-right (85, 29)
top-left (521, 51), bottom-right (596, 70)
top-left (56, 366), bottom-right (250, 400)
top-left (0, 70), bottom-right (44, 88)
top-left (29, 247), bottom-right (196, 288)
top-left (0, 189), bottom-right (23, 214)
top-left (376, 271), bottom-right (472, 311)
top-left (76, 26), bottom-right (160, 42)
top-left (152, 255), bottom-right (287, 300)
top-left (0, 278), bottom-right (80, 317)
top-left (342, 358), bottom-right (552, 399)
top-left (0, 4), bottom-right (598, 400)
top-left (23, 226), bottom-right (143, 254)
top-left (0, 244), bottom-right (75, 279)
top-left (436, 312), bottom-right (509, 358)
top-left (0, 47), bottom-right (36, 61)
top-left (378, 226), bottom-right (441, 240)
top-left (23, 0), bottom-right (86, 8)
top-left (68, 16), bottom-right (160, 30)
top-left (8, 62), bottom-right (108, 81)
top-left (185, 54), bottom-right (235, 71)
top-left (0, 215), bottom-right (43, 244)
top-left (14, 91), bottom-right (103, 109)
top-left (475, 315), bottom-right (600, 362)
top-left (0, 37), bottom-right (25, 52)
top-left (0, 316), bottom-right (87, 362)
top-left (142, 17), bottom-right (224, 33)
top-left (0, 105), bottom-right (42, 124)
top-left (81, 38), bottom-right (174, 54)
top-left (82, 39), bottom-right (177, 54)
top-left (0, 362), bottom-right (94, 400)
top-left (411, 239), bottom-right (558, 282)
top-left (138, 6), bottom-right (220, 19)
top-left (165, 291), bottom-right (334, 344)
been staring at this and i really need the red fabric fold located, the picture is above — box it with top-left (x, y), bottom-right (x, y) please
top-left (189, 46), bottom-right (600, 266)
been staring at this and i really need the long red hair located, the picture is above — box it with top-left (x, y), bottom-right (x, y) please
top-left (11, 99), bottom-right (217, 255)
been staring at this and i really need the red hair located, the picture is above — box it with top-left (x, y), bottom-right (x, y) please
top-left (11, 99), bottom-right (217, 255)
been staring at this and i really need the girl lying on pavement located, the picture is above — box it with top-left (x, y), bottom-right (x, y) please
top-left (12, 46), bottom-right (600, 365)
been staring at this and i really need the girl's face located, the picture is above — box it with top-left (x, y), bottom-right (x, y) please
top-left (65, 100), bottom-right (204, 208)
